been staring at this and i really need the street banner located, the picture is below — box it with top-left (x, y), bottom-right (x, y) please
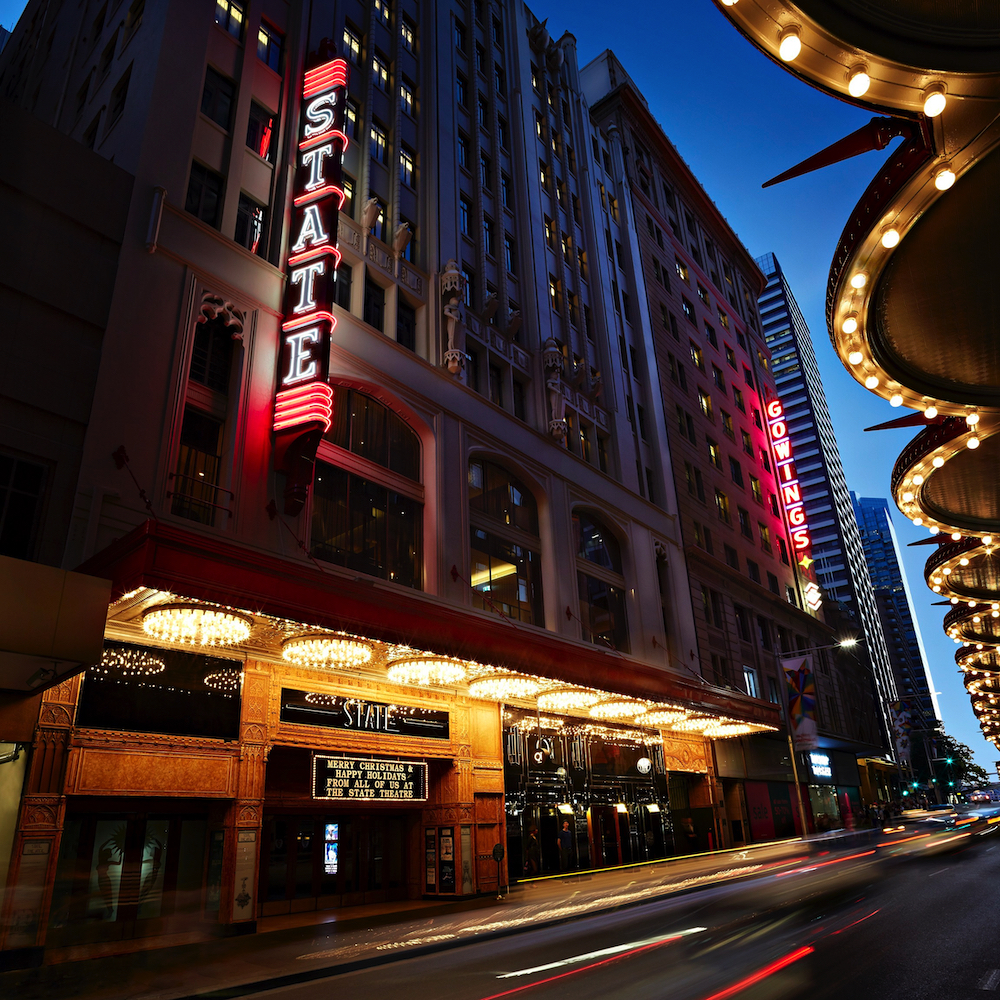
top-left (889, 701), bottom-right (911, 767)
top-left (781, 655), bottom-right (818, 751)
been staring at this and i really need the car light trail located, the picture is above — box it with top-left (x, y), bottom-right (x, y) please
top-left (775, 849), bottom-right (875, 876)
top-left (479, 932), bottom-right (693, 999)
top-left (831, 909), bottom-right (881, 935)
top-left (698, 946), bottom-right (815, 1000)
top-left (496, 927), bottom-right (706, 979)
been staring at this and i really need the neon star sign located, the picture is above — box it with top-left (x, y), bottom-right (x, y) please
top-left (273, 52), bottom-right (349, 514)
top-left (765, 397), bottom-right (822, 612)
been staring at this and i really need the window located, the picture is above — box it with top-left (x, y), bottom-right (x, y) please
top-left (513, 380), bottom-right (526, 421)
top-left (734, 605), bottom-right (751, 642)
top-left (235, 193), bottom-right (266, 256)
top-left (201, 67), bottom-right (235, 130)
top-left (724, 544), bottom-right (739, 570)
top-left (480, 153), bottom-right (492, 189)
top-left (400, 79), bottom-right (414, 116)
top-left (675, 257), bottom-right (688, 282)
top-left (637, 405), bottom-right (648, 440)
top-left (172, 408), bottom-right (224, 526)
top-left (455, 73), bottom-right (467, 107)
top-left (682, 297), bottom-right (695, 323)
top-left (750, 476), bottom-right (762, 504)
top-left (256, 21), bottom-right (282, 72)
top-left (343, 23), bottom-right (362, 63)
top-left (743, 666), bottom-right (759, 699)
top-left (335, 262), bottom-right (352, 311)
top-left (503, 233), bottom-right (515, 273)
top-left (492, 14), bottom-right (503, 47)
top-left (185, 161), bottom-right (224, 228)
top-left (689, 342), bottom-right (704, 370)
top-left (718, 309), bottom-right (729, 329)
top-left (726, 345), bottom-right (737, 369)
top-left (501, 173), bottom-right (512, 209)
top-left (770, 493), bottom-right (780, 516)
top-left (539, 160), bottom-right (549, 189)
top-left (747, 559), bottom-right (761, 584)
top-left (741, 430), bottom-right (754, 456)
top-left (363, 278), bottom-right (385, 331)
top-left (374, 0), bottom-right (390, 26)
top-left (372, 51), bottom-right (389, 90)
top-left (188, 323), bottom-right (233, 396)
top-left (108, 64), bottom-right (131, 126)
top-left (704, 323), bottom-right (717, 348)
top-left (779, 538), bottom-right (790, 565)
top-left (759, 446), bottom-right (771, 472)
top-left (400, 16), bottom-right (415, 51)
top-left (214, 0), bottom-right (244, 39)
top-left (483, 216), bottom-right (494, 257)
top-left (712, 365), bottom-right (725, 390)
top-left (738, 507), bottom-right (751, 538)
top-left (697, 282), bottom-right (709, 305)
top-left (548, 275), bottom-right (562, 313)
top-left (733, 386), bottom-right (745, 412)
top-left (752, 407), bottom-right (763, 430)
top-left (342, 176), bottom-right (355, 218)
top-left (767, 571), bottom-right (780, 595)
top-left (498, 115), bottom-right (509, 149)
top-left (246, 101), bottom-right (275, 162)
top-left (345, 99), bottom-right (359, 139)
top-left (399, 146), bottom-right (414, 186)
top-left (494, 65), bottom-right (505, 94)
top-left (454, 18), bottom-right (466, 50)
top-left (98, 33), bottom-right (117, 78)
top-left (574, 510), bottom-right (629, 652)
top-left (461, 264), bottom-right (474, 307)
top-left (758, 522), bottom-right (772, 552)
top-left (459, 196), bottom-right (471, 236)
top-left (457, 132), bottom-right (469, 170)
top-left (712, 489), bottom-right (729, 523)
top-left (744, 365), bottom-right (755, 388)
top-left (721, 411), bottom-right (734, 439)
top-left (697, 389), bottom-right (712, 420)
top-left (370, 121), bottom-right (387, 164)
top-left (396, 300), bottom-right (415, 351)
top-left (0, 454), bottom-right (48, 559)
top-left (729, 458), bottom-right (744, 487)
top-left (757, 616), bottom-right (772, 651)
top-left (469, 458), bottom-right (538, 535)
top-left (477, 94), bottom-right (488, 128)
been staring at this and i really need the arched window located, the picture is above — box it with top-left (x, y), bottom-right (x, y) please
top-left (469, 458), bottom-right (543, 625)
top-left (311, 387), bottom-right (422, 588)
top-left (573, 510), bottom-right (629, 652)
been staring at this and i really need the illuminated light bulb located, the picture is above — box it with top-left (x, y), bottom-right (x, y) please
top-left (924, 406), bottom-right (939, 419)
top-left (720, 0), bottom-right (737, 5)
top-left (952, 532), bottom-right (962, 540)
top-left (913, 517), bottom-right (923, 526)
top-left (932, 456), bottom-right (945, 467)
top-left (968, 436), bottom-right (981, 449)
top-left (902, 491), bottom-right (914, 502)
top-left (843, 316), bottom-right (859, 335)
top-left (993, 611), bottom-right (999, 619)
top-left (890, 393), bottom-right (904, 407)
top-left (985, 538), bottom-right (994, 546)
top-left (935, 168), bottom-right (956, 191)
top-left (973, 615), bottom-right (981, 623)
top-left (848, 70), bottom-right (871, 98)
top-left (993, 603), bottom-right (999, 610)
top-left (967, 412), bottom-right (980, 425)
top-left (930, 525), bottom-right (940, 534)
top-left (881, 229), bottom-right (900, 248)
top-left (923, 86), bottom-right (947, 118)
top-left (912, 474), bottom-right (924, 485)
top-left (951, 597), bottom-right (959, 604)
top-left (778, 28), bottom-right (801, 62)
top-left (848, 350), bottom-right (864, 365)
top-left (851, 272), bottom-right (868, 289)
top-left (932, 585), bottom-right (941, 592)
top-left (962, 558), bottom-right (971, 566)
top-left (865, 375), bottom-right (880, 389)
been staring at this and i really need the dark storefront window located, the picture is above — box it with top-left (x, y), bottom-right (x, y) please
top-left (77, 642), bottom-right (242, 739)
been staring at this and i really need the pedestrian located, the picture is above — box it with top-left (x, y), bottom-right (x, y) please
top-left (680, 815), bottom-right (698, 854)
top-left (524, 827), bottom-right (541, 876)
top-left (557, 820), bottom-right (573, 871)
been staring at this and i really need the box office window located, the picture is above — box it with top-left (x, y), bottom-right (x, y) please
top-left (77, 642), bottom-right (241, 739)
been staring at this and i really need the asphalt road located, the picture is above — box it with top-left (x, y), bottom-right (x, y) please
top-left (246, 834), bottom-right (1000, 1000)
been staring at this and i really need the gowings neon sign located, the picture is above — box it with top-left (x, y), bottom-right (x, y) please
top-left (273, 54), bottom-right (349, 514)
top-left (765, 397), bottom-right (822, 612)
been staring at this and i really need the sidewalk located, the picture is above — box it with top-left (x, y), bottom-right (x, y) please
top-left (0, 836), bottom-right (844, 1000)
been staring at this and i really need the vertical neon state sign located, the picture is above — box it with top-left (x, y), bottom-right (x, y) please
top-left (765, 397), bottom-right (822, 611)
top-left (273, 55), bottom-right (349, 515)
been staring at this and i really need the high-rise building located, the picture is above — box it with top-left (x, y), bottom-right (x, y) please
top-left (852, 493), bottom-right (941, 735)
top-left (756, 252), bottom-right (897, 745)
top-left (585, 53), bottom-right (891, 843)
top-left (0, 0), bottom-right (784, 964)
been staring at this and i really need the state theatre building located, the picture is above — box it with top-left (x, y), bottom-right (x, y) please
top-left (0, 0), bottom-right (783, 964)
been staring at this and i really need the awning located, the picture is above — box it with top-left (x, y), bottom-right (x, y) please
top-left (78, 520), bottom-right (780, 728)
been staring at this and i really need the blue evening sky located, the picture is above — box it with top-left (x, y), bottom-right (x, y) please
top-left (1, 0), bottom-right (987, 769)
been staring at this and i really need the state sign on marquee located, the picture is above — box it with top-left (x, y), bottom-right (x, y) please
top-left (273, 52), bottom-right (349, 514)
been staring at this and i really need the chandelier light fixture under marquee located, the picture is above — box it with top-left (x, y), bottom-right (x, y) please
top-left (467, 673), bottom-right (543, 702)
top-left (99, 645), bottom-right (166, 678)
top-left (282, 634), bottom-right (373, 670)
top-left (142, 604), bottom-right (252, 647)
top-left (387, 656), bottom-right (468, 687)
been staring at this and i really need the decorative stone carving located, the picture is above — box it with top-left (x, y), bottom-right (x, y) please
top-left (482, 292), bottom-right (499, 320)
top-left (198, 293), bottom-right (245, 339)
top-left (441, 259), bottom-right (467, 377)
top-left (543, 338), bottom-right (568, 440)
top-left (653, 538), bottom-right (668, 560)
top-left (361, 197), bottom-right (381, 234)
top-left (40, 705), bottom-right (72, 728)
top-left (545, 41), bottom-right (564, 73)
top-left (506, 309), bottom-right (522, 340)
top-left (20, 796), bottom-right (63, 831)
top-left (528, 18), bottom-right (550, 52)
top-left (393, 222), bottom-right (412, 257)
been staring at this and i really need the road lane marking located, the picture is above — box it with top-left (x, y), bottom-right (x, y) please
top-left (978, 969), bottom-right (1000, 990)
top-left (928, 868), bottom-right (949, 877)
